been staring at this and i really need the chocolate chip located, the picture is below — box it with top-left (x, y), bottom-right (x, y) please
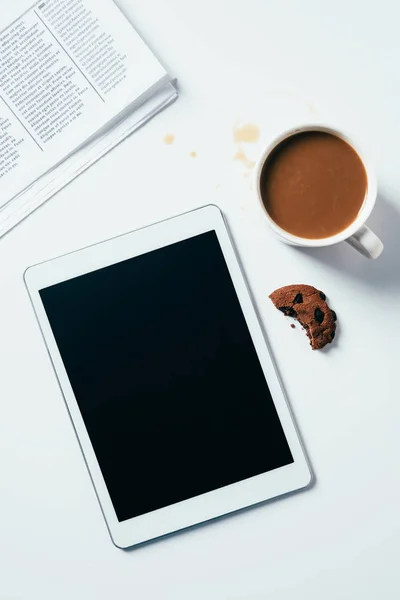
top-left (319, 292), bottom-right (326, 301)
top-left (293, 293), bottom-right (303, 304)
top-left (314, 308), bottom-right (324, 323)
top-left (331, 331), bottom-right (336, 339)
top-left (331, 310), bottom-right (337, 322)
top-left (279, 307), bottom-right (288, 313)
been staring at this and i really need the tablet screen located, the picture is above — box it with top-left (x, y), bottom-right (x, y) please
top-left (40, 231), bottom-right (293, 522)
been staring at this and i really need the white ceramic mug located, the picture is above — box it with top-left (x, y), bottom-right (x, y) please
top-left (254, 124), bottom-right (383, 259)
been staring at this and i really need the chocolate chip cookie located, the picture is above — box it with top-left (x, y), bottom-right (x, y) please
top-left (269, 284), bottom-right (337, 350)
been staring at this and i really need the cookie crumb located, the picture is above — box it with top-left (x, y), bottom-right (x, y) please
top-left (189, 151), bottom-right (197, 158)
top-left (290, 324), bottom-right (296, 329)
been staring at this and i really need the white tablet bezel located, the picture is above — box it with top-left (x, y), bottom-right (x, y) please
top-left (25, 205), bottom-right (312, 548)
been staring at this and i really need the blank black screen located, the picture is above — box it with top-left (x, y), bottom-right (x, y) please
top-left (40, 231), bottom-right (293, 522)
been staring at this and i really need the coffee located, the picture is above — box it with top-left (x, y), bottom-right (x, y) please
top-left (260, 131), bottom-right (367, 239)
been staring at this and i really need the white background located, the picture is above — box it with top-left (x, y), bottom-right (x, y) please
top-left (1, 0), bottom-right (399, 598)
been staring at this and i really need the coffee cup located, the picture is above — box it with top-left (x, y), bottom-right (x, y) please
top-left (254, 124), bottom-right (383, 259)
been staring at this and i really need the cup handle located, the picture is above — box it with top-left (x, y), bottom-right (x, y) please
top-left (346, 224), bottom-right (383, 259)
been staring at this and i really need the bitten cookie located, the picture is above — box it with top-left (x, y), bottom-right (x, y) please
top-left (269, 284), bottom-right (337, 350)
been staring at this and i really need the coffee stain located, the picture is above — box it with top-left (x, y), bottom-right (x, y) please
top-left (307, 101), bottom-right (319, 115)
top-left (163, 134), bottom-right (175, 145)
top-left (268, 87), bottom-right (320, 116)
top-left (233, 123), bottom-right (260, 144)
top-left (189, 151), bottom-right (197, 158)
top-left (233, 146), bottom-right (256, 169)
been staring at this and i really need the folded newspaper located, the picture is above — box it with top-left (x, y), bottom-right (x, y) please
top-left (0, 0), bottom-right (178, 236)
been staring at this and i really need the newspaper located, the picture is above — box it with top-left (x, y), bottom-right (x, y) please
top-left (0, 0), bottom-right (177, 235)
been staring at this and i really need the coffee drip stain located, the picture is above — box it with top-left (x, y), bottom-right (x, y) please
top-left (232, 122), bottom-right (259, 179)
top-left (163, 134), bottom-right (175, 145)
top-left (233, 146), bottom-right (256, 170)
top-left (233, 123), bottom-right (260, 144)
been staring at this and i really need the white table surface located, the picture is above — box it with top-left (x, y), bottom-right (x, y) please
top-left (1, 1), bottom-right (400, 598)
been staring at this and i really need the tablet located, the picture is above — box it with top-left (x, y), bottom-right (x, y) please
top-left (25, 205), bottom-right (311, 548)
